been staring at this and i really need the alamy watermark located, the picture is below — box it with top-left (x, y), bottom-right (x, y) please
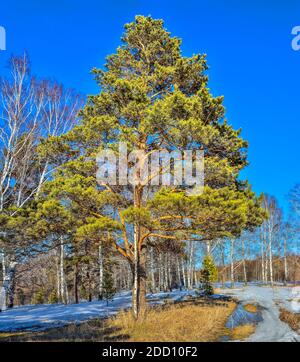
top-left (0, 26), bottom-right (6, 51)
top-left (96, 143), bottom-right (204, 196)
top-left (292, 26), bottom-right (300, 51)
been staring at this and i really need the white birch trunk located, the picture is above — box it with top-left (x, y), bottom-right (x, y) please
top-left (261, 238), bottom-right (265, 283)
top-left (167, 253), bottom-right (172, 291)
top-left (187, 240), bottom-right (194, 289)
top-left (59, 239), bottom-right (68, 304)
top-left (98, 242), bottom-right (103, 299)
top-left (194, 269), bottom-right (199, 287)
top-left (182, 259), bottom-right (187, 289)
top-left (158, 254), bottom-right (163, 291)
top-left (0, 261), bottom-right (17, 311)
top-left (230, 239), bottom-right (235, 288)
top-left (149, 247), bottom-right (156, 292)
top-left (1, 251), bottom-right (5, 282)
top-left (284, 236), bottom-right (288, 285)
top-left (265, 253), bottom-right (269, 283)
top-left (269, 240), bottom-right (274, 286)
top-left (36, 161), bottom-right (49, 197)
top-left (57, 251), bottom-right (61, 301)
top-left (206, 241), bottom-right (211, 255)
top-left (163, 254), bottom-right (168, 291)
top-left (176, 256), bottom-right (182, 289)
top-left (242, 239), bottom-right (247, 285)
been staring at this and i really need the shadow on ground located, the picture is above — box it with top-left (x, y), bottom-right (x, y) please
top-left (0, 318), bottom-right (129, 342)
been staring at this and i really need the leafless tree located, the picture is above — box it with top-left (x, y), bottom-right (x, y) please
top-left (0, 54), bottom-right (82, 309)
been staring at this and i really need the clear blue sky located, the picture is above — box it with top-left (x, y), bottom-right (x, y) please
top-left (1, 0), bottom-right (300, 214)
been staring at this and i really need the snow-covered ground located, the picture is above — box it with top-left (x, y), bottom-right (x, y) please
top-left (0, 285), bottom-right (299, 342)
top-left (220, 285), bottom-right (300, 342)
top-left (0, 289), bottom-right (195, 333)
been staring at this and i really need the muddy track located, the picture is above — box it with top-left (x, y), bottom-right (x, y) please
top-left (221, 285), bottom-right (300, 342)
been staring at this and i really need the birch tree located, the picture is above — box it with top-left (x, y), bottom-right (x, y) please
top-left (0, 54), bottom-right (82, 308)
top-left (262, 194), bottom-right (282, 286)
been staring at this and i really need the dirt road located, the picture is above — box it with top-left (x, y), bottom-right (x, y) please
top-left (221, 285), bottom-right (300, 342)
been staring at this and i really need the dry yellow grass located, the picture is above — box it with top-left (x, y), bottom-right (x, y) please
top-left (244, 304), bottom-right (258, 313)
top-left (109, 302), bottom-right (236, 342)
top-left (230, 324), bottom-right (256, 340)
top-left (0, 332), bottom-right (26, 339)
top-left (214, 288), bottom-right (223, 294)
top-left (279, 308), bottom-right (300, 332)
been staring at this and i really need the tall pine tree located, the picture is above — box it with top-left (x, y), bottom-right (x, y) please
top-left (36, 16), bottom-right (266, 319)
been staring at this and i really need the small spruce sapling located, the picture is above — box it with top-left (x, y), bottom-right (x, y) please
top-left (31, 289), bottom-right (45, 305)
top-left (200, 255), bottom-right (218, 295)
top-left (102, 264), bottom-right (116, 306)
top-left (48, 290), bottom-right (59, 304)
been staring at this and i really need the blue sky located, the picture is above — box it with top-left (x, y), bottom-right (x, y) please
top-left (0, 0), bottom-right (300, 214)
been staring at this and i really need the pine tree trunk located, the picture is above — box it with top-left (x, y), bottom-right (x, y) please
top-left (131, 245), bottom-right (147, 319)
top-left (131, 186), bottom-right (147, 320)
top-left (132, 220), bottom-right (139, 319)
top-left (139, 246), bottom-right (147, 315)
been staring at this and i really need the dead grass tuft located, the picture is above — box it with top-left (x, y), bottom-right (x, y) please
top-left (0, 332), bottom-right (26, 339)
top-left (230, 324), bottom-right (256, 340)
top-left (279, 309), bottom-right (300, 332)
top-left (214, 288), bottom-right (223, 294)
top-left (244, 304), bottom-right (258, 313)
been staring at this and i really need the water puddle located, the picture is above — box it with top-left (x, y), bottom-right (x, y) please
top-left (220, 303), bottom-right (263, 341)
top-left (226, 303), bottom-right (263, 329)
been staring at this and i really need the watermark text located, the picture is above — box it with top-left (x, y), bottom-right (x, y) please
top-left (292, 26), bottom-right (300, 51)
top-left (0, 26), bottom-right (6, 51)
top-left (96, 143), bottom-right (204, 196)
